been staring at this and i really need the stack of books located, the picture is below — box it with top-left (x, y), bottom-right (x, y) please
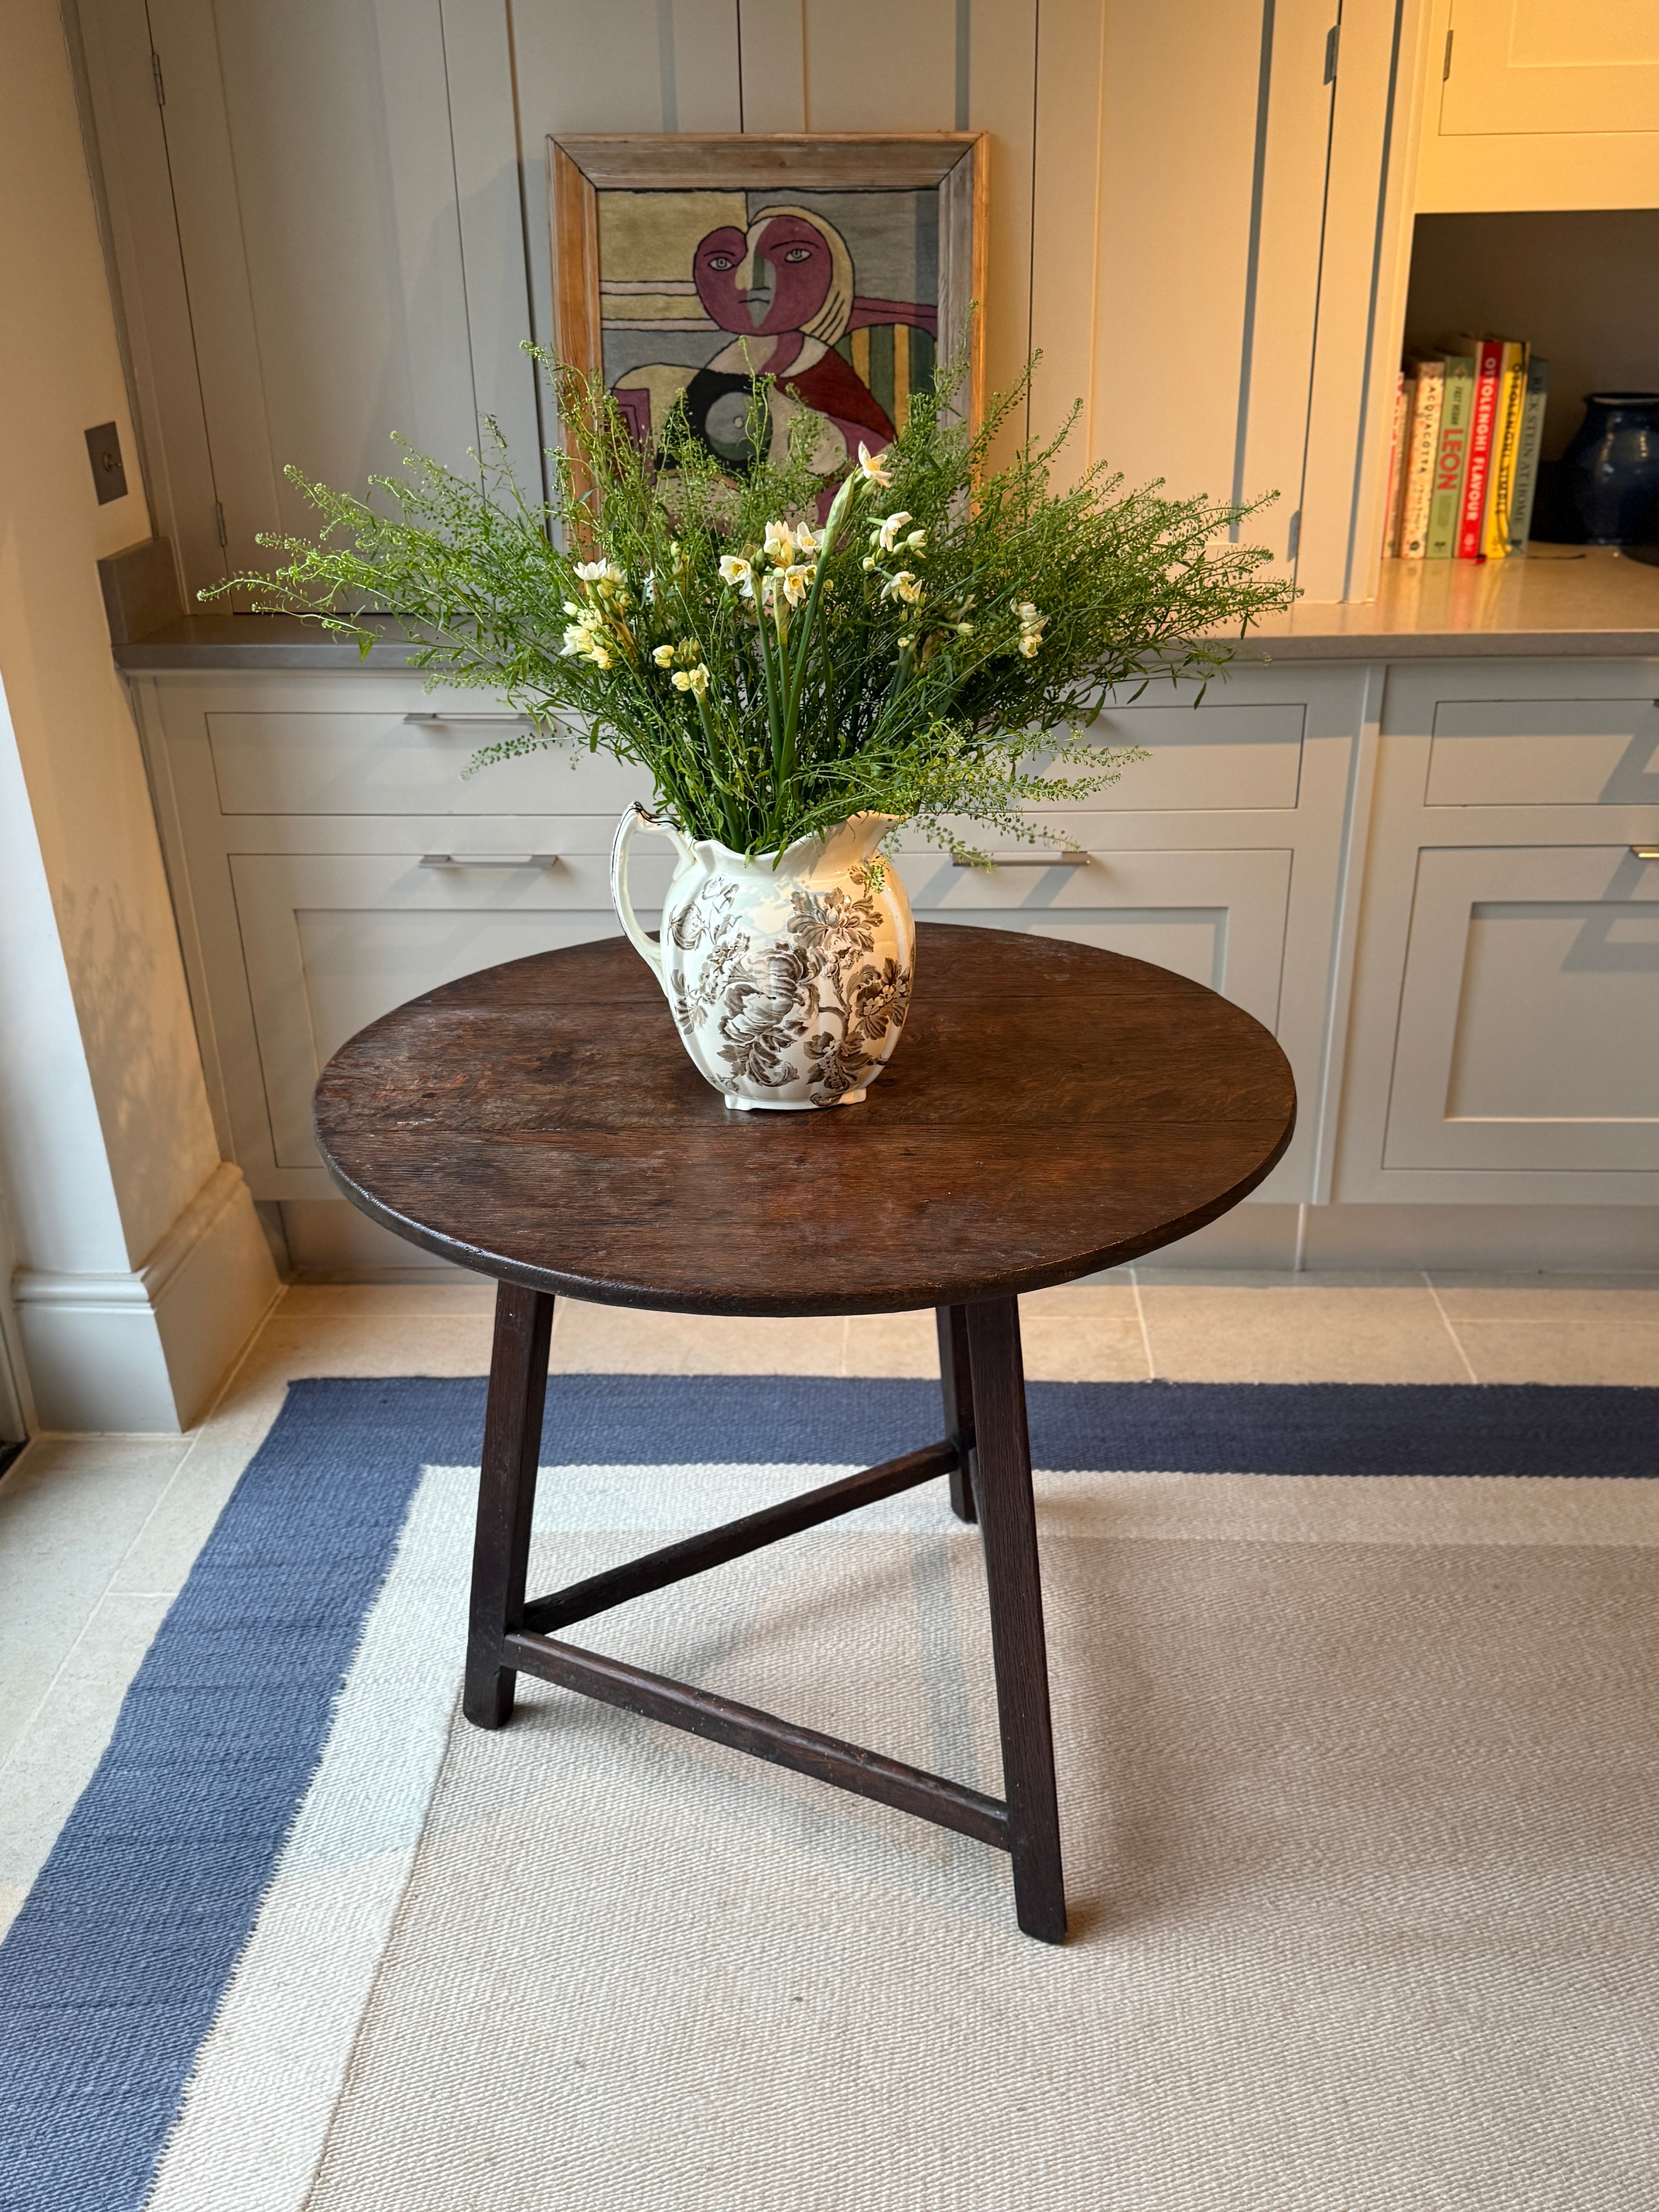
top-left (1382, 339), bottom-right (1550, 561)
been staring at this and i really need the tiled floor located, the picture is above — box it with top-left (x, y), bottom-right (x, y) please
top-left (1, 1268), bottom-right (1654, 1939)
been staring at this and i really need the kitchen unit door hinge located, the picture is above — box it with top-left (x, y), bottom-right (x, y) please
top-left (1322, 23), bottom-right (1340, 84)
top-left (151, 49), bottom-right (166, 106)
top-left (214, 501), bottom-right (227, 548)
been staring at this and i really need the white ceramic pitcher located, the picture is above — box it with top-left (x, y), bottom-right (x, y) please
top-left (609, 804), bottom-right (915, 1110)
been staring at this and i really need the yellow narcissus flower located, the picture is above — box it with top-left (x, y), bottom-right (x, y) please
top-left (671, 663), bottom-right (709, 697)
top-left (881, 571), bottom-right (924, 606)
top-left (651, 644), bottom-right (677, 668)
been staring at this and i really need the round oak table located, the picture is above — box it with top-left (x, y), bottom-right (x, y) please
top-left (313, 923), bottom-right (1295, 1943)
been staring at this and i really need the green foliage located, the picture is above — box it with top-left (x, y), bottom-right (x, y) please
top-left (209, 350), bottom-right (1295, 859)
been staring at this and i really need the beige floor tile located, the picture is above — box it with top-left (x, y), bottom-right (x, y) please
top-left (1138, 1285), bottom-right (1470, 1384)
top-left (1019, 1310), bottom-right (1152, 1382)
top-left (550, 1301), bottom-right (846, 1375)
top-left (1430, 1278), bottom-right (1659, 1322)
top-left (278, 1282), bottom-right (496, 1317)
top-left (234, 1314), bottom-right (496, 1382)
top-left (843, 1310), bottom-right (941, 1377)
top-left (0, 1439), bottom-right (190, 1755)
top-left (0, 1590), bottom-right (174, 1890)
top-left (1019, 1285), bottom-right (1144, 1317)
top-left (1452, 1321), bottom-right (1659, 1386)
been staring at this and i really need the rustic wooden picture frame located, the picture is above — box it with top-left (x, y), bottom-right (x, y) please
top-left (547, 133), bottom-right (986, 477)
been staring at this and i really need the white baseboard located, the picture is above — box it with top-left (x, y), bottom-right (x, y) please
top-left (14, 1163), bottom-right (280, 1431)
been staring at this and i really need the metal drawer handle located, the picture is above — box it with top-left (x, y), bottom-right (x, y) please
top-left (952, 850), bottom-right (1090, 868)
top-left (420, 852), bottom-right (559, 869)
top-left (1632, 846), bottom-right (1659, 861)
top-left (403, 712), bottom-right (538, 727)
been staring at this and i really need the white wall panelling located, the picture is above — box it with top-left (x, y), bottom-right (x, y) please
top-left (75, 0), bottom-right (1441, 610)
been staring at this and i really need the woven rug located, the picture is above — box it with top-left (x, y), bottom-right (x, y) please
top-left (3, 1376), bottom-right (1658, 2212)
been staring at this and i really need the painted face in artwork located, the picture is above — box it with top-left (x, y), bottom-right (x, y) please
top-left (693, 214), bottom-right (835, 337)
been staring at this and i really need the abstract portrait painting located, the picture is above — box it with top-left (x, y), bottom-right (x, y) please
top-left (549, 136), bottom-right (985, 486)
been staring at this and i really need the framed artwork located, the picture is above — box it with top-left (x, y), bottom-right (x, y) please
top-left (548, 134), bottom-right (986, 485)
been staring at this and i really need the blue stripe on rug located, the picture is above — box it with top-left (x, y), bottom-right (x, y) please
top-left (1, 1372), bottom-right (1654, 2212)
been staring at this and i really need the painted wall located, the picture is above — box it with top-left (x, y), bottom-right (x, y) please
top-left (0, 0), bottom-right (276, 1427)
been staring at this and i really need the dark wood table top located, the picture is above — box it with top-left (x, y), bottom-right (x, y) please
top-left (312, 924), bottom-right (1296, 1317)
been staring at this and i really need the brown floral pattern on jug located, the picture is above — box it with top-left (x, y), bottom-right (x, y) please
top-left (612, 808), bottom-right (916, 1109)
top-left (673, 879), bottom-right (912, 1105)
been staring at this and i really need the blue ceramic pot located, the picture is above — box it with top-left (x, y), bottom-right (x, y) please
top-left (1560, 393), bottom-right (1659, 546)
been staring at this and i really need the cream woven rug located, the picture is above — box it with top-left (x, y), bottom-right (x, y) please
top-left (6, 1378), bottom-right (1658, 2210)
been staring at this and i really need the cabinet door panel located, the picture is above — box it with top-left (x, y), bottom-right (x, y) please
top-left (895, 845), bottom-right (1292, 1031)
top-left (1384, 845), bottom-right (1659, 1171)
top-left (208, 709), bottom-right (652, 816)
top-left (1441, 0), bottom-right (1659, 135)
top-left (230, 850), bottom-right (674, 1170)
top-left (1425, 697), bottom-right (1659, 807)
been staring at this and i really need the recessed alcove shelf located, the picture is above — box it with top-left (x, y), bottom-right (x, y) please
top-left (1404, 209), bottom-right (1659, 474)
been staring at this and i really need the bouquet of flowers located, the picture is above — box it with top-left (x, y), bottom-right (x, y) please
top-left (219, 353), bottom-right (1293, 862)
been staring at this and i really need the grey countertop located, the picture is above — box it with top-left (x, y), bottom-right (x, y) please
top-left (113, 548), bottom-right (1659, 670)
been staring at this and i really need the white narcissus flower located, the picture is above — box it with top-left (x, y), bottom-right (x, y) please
top-left (574, 558), bottom-right (625, 587)
top-left (856, 442), bottom-right (894, 486)
top-left (672, 664), bottom-right (709, 697)
top-left (780, 564), bottom-right (813, 606)
top-left (651, 644), bottom-right (677, 668)
top-left (1018, 634), bottom-right (1042, 658)
top-left (872, 510), bottom-right (913, 553)
top-left (718, 554), bottom-right (754, 594)
top-left (881, 570), bottom-right (924, 605)
top-left (793, 524), bottom-right (821, 556)
top-left (763, 520), bottom-right (797, 564)
top-left (905, 529), bottom-right (927, 553)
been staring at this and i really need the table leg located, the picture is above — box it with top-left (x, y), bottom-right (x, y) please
top-left (464, 1283), bottom-right (555, 1729)
top-left (965, 1295), bottom-right (1067, 1944)
top-left (935, 1305), bottom-right (979, 1523)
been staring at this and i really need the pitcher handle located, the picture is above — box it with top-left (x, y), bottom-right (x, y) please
top-left (610, 802), bottom-right (690, 984)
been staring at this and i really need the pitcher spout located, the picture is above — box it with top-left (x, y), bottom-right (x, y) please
top-left (782, 811), bottom-right (902, 877)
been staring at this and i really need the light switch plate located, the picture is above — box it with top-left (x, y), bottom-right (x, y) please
top-left (85, 421), bottom-right (128, 505)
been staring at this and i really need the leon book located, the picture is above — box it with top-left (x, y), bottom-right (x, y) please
top-left (1420, 354), bottom-right (1473, 560)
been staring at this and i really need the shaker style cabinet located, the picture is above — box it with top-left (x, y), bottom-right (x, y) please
top-left (1417, 0), bottom-right (1659, 210)
top-left (128, 661), bottom-right (1372, 1243)
top-left (1335, 661), bottom-right (1659, 1204)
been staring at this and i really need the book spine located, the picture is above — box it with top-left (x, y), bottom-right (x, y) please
top-left (1458, 340), bottom-right (1504, 560)
top-left (1482, 343), bottom-right (1529, 559)
top-left (1506, 358), bottom-right (1551, 555)
top-left (1382, 371), bottom-right (1411, 559)
top-left (1400, 361), bottom-right (1444, 559)
top-left (1425, 360), bottom-right (1474, 560)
